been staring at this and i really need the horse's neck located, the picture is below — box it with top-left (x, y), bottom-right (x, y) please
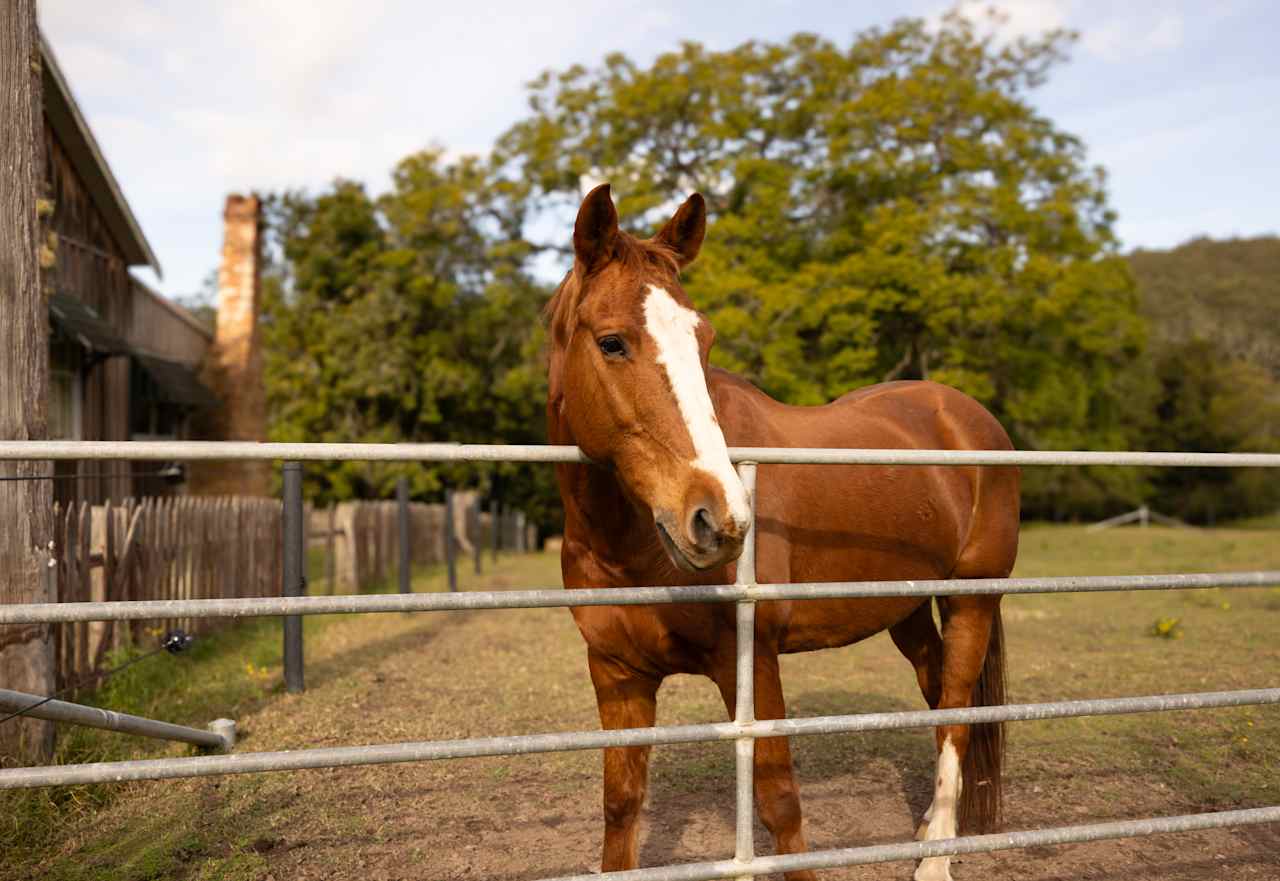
top-left (548, 389), bottom-right (672, 582)
top-left (557, 464), bottom-right (661, 573)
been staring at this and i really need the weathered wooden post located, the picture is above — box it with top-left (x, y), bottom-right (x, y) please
top-left (443, 487), bottom-right (457, 592)
top-left (491, 498), bottom-right (501, 563)
top-left (471, 498), bottom-right (482, 575)
top-left (0, 1), bottom-right (55, 764)
top-left (325, 504), bottom-right (336, 595)
top-left (397, 476), bottom-right (411, 594)
top-left (282, 462), bottom-right (304, 693)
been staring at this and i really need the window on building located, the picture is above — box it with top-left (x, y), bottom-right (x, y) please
top-left (48, 333), bottom-right (83, 440)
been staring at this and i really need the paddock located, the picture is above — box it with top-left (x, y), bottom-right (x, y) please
top-left (1, 440), bottom-right (1278, 880)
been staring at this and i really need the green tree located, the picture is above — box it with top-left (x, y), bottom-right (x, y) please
top-left (1141, 340), bottom-right (1280, 523)
top-left (497, 14), bottom-right (1147, 517)
top-left (261, 155), bottom-right (552, 518)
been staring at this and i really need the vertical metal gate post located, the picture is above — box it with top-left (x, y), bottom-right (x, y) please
top-left (282, 462), bottom-right (305, 694)
top-left (444, 487), bottom-right (457, 592)
top-left (734, 462), bottom-right (758, 880)
top-left (397, 476), bottom-right (411, 594)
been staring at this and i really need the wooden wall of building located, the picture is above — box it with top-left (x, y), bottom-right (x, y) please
top-left (45, 118), bottom-right (131, 506)
top-left (128, 281), bottom-right (211, 367)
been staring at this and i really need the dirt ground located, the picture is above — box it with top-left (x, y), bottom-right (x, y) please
top-left (8, 530), bottom-right (1280, 881)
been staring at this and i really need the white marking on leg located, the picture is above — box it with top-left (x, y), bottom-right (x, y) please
top-left (642, 285), bottom-right (750, 528)
top-left (914, 736), bottom-right (961, 881)
top-left (915, 797), bottom-right (935, 841)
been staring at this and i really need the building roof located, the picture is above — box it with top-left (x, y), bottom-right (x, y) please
top-left (40, 35), bottom-right (163, 278)
top-left (133, 353), bottom-right (220, 409)
top-left (48, 292), bottom-right (131, 354)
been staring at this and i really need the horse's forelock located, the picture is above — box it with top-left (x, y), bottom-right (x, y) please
top-left (543, 233), bottom-right (683, 350)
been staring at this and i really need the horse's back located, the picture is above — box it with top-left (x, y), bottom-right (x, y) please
top-left (710, 374), bottom-right (1020, 650)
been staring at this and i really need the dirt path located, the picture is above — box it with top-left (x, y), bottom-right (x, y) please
top-left (15, 543), bottom-right (1280, 881)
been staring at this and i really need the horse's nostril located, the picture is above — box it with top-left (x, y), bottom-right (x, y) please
top-left (690, 507), bottom-right (718, 549)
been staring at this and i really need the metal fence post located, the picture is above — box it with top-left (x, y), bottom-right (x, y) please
top-left (398, 476), bottom-right (411, 594)
top-left (734, 462), bottom-right (758, 880)
top-left (282, 461), bottom-right (305, 694)
top-left (444, 486), bottom-right (457, 592)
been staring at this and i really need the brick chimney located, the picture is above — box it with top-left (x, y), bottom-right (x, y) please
top-left (193, 194), bottom-right (271, 496)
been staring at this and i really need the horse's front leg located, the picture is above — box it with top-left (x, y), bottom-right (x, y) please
top-left (587, 649), bottom-right (660, 872)
top-left (715, 648), bottom-right (817, 881)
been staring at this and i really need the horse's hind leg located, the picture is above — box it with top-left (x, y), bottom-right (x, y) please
top-left (587, 650), bottom-right (660, 872)
top-left (888, 600), bottom-right (944, 838)
top-left (890, 600), bottom-right (943, 710)
top-left (914, 595), bottom-right (1003, 881)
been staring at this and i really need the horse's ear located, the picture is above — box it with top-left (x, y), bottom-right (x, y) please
top-left (653, 193), bottom-right (706, 269)
top-left (574, 183), bottom-right (619, 274)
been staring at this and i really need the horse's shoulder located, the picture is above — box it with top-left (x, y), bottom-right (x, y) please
top-left (706, 368), bottom-right (782, 441)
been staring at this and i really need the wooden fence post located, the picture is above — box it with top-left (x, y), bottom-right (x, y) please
top-left (0, 0), bottom-right (54, 764)
top-left (491, 499), bottom-right (501, 562)
top-left (444, 487), bottom-right (457, 592)
top-left (397, 477), bottom-right (411, 594)
top-left (472, 499), bottom-right (482, 575)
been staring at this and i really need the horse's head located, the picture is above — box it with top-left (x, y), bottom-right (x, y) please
top-left (548, 184), bottom-right (751, 573)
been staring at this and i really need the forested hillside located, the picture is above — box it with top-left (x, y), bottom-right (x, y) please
top-left (1126, 236), bottom-right (1280, 523)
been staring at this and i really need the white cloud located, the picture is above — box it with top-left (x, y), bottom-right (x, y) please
top-left (37, 0), bottom-right (1280, 294)
top-left (948, 0), bottom-right (1070, 40)
top-left (1083, 11), bottom-right (1184, 60)
top-left (945, 1), bottom-right (1185, 59)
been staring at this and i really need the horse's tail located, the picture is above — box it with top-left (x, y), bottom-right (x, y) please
top-left (960, 603), bottom-right (1005, 833)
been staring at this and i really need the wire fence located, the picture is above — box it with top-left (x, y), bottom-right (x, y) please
top-left (2, 440), bottom-right (1278, 880)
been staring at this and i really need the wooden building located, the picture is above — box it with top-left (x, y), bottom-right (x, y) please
top-left (41, 36), bottom-right (219, 507)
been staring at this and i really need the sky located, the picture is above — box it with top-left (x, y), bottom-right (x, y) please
top-left (38, 0), bottom-right (1280, 300)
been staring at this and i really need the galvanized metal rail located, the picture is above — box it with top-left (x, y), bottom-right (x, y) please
top-left (2, 687), bottom-right (1276, 790)
top-left (0, 688), bottom-right (234, 752)
top-left (3, 440), bottom-right (1278, 879)
top-left (544, 806), bottom-right (1280, 881)
top-left (4, 439), bottom-right (1280, 467)
top-left (2, 570), bottom-right (1277, 624)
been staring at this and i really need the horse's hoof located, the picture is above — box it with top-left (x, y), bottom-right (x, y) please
top-left (913, 857), bottom-right (954, 881)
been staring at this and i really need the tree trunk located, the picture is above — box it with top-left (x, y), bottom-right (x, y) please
top-left (1, 0), bottom-right (55, 764)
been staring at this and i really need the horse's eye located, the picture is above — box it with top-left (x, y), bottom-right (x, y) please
top-left (598, 335), bottom-right (627, 358)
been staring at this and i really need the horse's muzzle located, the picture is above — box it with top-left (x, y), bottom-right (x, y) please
top-left (655, 507), bottom-right (745, 573)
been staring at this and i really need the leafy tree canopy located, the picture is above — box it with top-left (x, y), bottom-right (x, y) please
top-left (1127, 237), bottom-right (1280, 521)
top-left (261, 155), bottom-right (552, 518)
top-left (259, 15), bottom-right (1277, 526)
top-left (497, 14), bottom-right (1146, 515)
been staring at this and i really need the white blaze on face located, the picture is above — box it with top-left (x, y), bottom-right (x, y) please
top-left (914, 736), bottom-right (962, 881)
top-left (642, 285), bottom-right (751, 529)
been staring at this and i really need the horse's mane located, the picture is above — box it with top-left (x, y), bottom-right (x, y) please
top-left (543, 232), bottom-right (682, 350)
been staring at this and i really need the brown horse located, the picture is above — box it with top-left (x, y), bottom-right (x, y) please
top-left (547, 184), bottom-right (1019, 881)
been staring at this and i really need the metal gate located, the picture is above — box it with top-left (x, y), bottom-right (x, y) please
top-left (2, 440), bottom-right (1279, 880)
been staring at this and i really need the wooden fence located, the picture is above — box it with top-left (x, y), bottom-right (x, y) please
top-left (51, 492), bottom-right (536, 688)
top-left (52, 497), bottom-right (281, 691)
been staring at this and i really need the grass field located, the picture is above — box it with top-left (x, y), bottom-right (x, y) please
top-left (2, 524), bottom-right (1278, 880)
